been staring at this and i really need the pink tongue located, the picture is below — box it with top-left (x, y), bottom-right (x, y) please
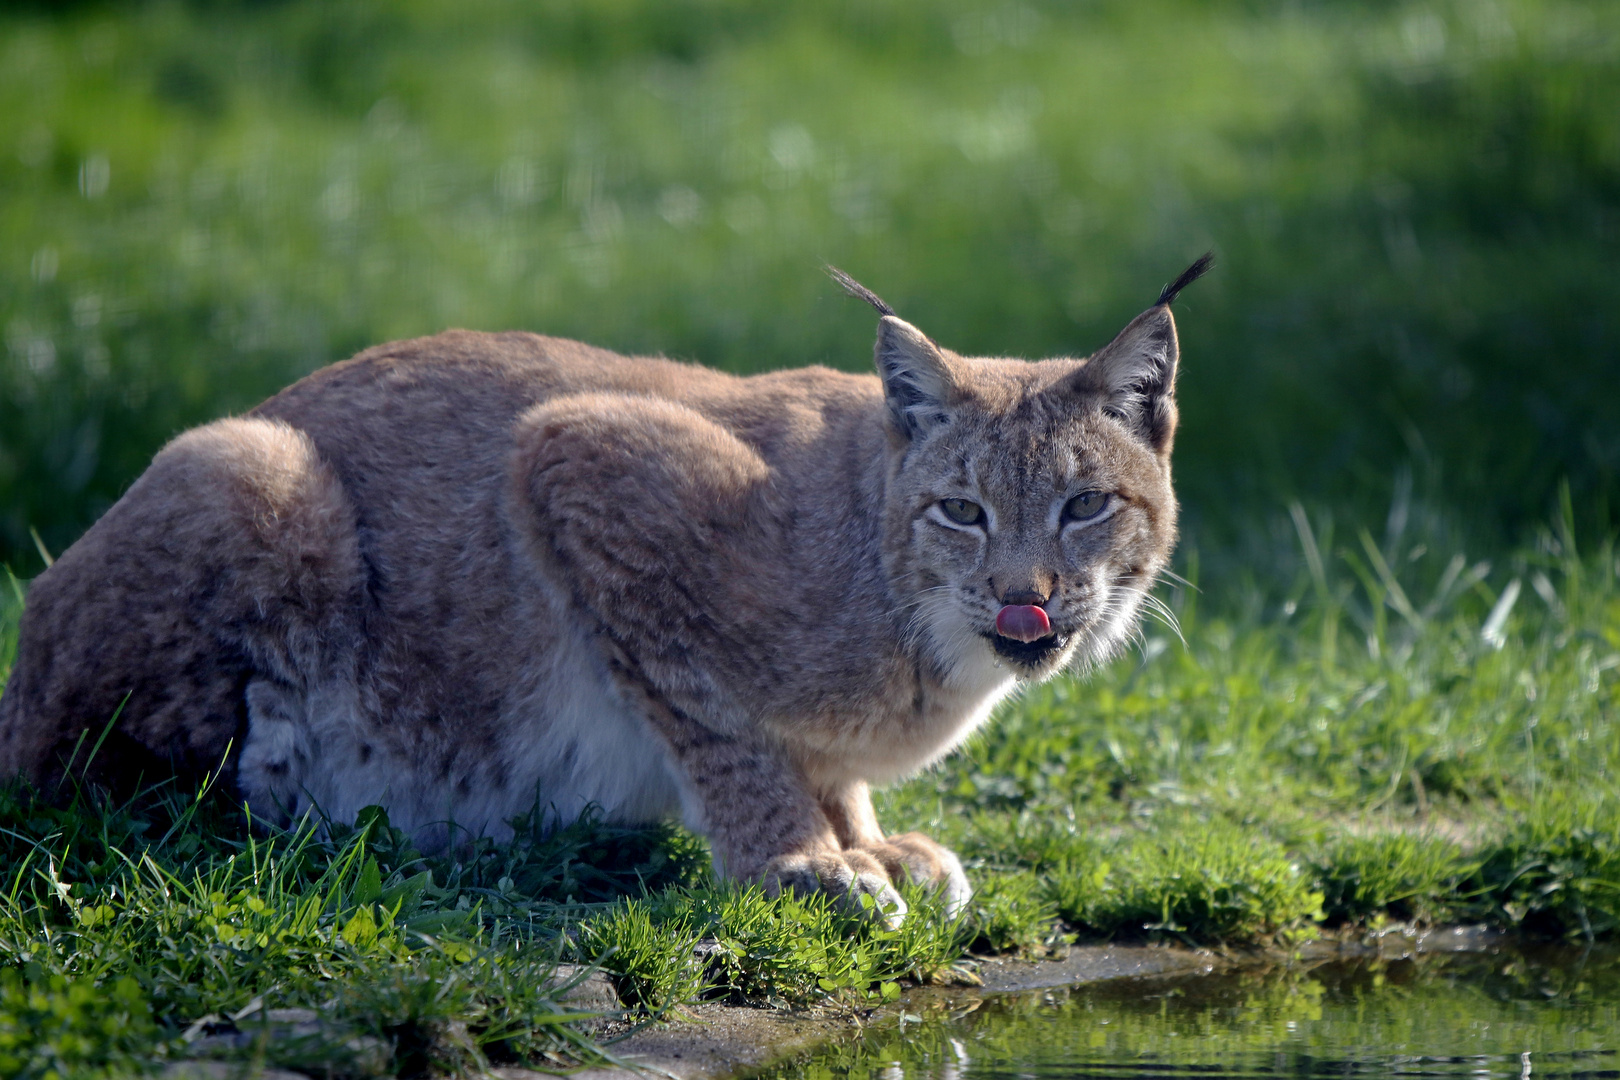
top-left (995, 604), bottom-right (1052, 643)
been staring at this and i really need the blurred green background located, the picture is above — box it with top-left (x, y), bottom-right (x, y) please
top-left (2, 0), bottom-right (1616, 579)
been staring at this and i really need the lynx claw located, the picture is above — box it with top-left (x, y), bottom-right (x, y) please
top-left (861, 832), bottom-right (973, 920)
top-left (934, 864), bottom-right (972, 920)
top-left (849, 878), bottom-right (910, 930)
top-left (762, 850), bottom-right (909, 929)
top-left (758, 832), bottom-right (970, 929)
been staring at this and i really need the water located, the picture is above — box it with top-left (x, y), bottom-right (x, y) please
top-left (765, 946), bottom-right (1620, 1080)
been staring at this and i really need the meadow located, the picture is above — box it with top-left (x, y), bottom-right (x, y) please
top-left (1, 0), bottom-right (1618, 1076)
top-left (1, 493), bottom-right (1615, 1076)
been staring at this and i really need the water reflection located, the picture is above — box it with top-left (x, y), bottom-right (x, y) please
top-left (764, 946), bottom-right (1620, 1080)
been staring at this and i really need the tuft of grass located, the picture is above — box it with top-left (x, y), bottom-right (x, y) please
top-left (1047, 817), bottom-right (1325, 944)
top-left (580, 882), bottom-right (966, 1011)
top-left (1460, 798), bottom-right (1620, 940)
top-left (576, 898), bottom-right (708, 1014)
top-left (962, 870), bottom-right (1063, 957)
top-left (0, 971), bottom-right (166, 1080)
top-left (1312, 832), bottom-right (1470, 928)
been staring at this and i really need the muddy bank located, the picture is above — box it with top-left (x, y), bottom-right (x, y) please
top-left (171, 929), bottom-right (1507, 1080)
top-left (498, 943), bottom-right (1221, 1080)
top-left (511, 927), bottom-right (1509, 1080)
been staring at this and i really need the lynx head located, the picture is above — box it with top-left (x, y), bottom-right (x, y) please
top-left (832, 257), bottom-right (1210, 686)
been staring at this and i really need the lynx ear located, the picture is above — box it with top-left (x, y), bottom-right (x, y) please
top-left (1075, 306), bottom-right (1180, 452)
top-left (1072, 253), bottom-right (1211, 453)
top-left (876, 315), bottom-right (959, 438)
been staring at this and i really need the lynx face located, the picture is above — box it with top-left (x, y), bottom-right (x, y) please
top-left (892, 390), bottom-right (1176, 683)
top-left (864, 290), bottom-right (1186, 689)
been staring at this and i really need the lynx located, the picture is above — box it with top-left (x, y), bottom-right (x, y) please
top-left (0, 257), bottom-right (1209, 921)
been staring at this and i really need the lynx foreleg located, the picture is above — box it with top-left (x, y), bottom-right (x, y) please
top-left (616, 670), bottom-right (909, 925)
top-left (511, 394), bottom-right (908, 923)
top-left (820, 780), bottom-right (972, 917)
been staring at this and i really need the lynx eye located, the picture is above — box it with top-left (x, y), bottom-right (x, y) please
top-left (1063, 490), bottom-right (1110, 522)
top-left (940, 498), bottom-right (984, 526)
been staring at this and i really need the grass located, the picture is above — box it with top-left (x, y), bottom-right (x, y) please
top-left (580, 883), bottom-right (962, 1012)
top-left (0, 492), bottom-right (1614, 1075)
top-left (0, 790), bottom-right (621, 1077)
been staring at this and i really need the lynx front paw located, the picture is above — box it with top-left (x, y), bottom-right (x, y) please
top-left (761, 849), bottom-right (909, 928)
top-left (856, 832), bottom-right (972, 918)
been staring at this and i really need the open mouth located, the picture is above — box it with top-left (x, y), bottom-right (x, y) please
top-left (986, 631), bottom-right (1068, 668)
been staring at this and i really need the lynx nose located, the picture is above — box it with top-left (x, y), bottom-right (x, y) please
top-left (1000, 588), bottom-right (1049, 608)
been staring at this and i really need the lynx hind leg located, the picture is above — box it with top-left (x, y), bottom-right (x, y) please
top-left (0, 417), bottom-right (362, 791)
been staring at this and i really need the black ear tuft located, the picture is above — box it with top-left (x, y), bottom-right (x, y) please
top-left (827, 265), bottom-right (896, 318)
top-left (829, 266), bottom-right (957, 439)
top-left (1155, 252), bottom-right (1215, 308)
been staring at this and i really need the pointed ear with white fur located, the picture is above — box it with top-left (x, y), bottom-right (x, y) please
top-left (876, 315), bottom-right (960, 438)
top-left (1075, 306), bottom-right (1179, 453)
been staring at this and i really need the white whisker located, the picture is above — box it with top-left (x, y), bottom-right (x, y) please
top-left (1157, 568), bottom-right (1200, 592)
